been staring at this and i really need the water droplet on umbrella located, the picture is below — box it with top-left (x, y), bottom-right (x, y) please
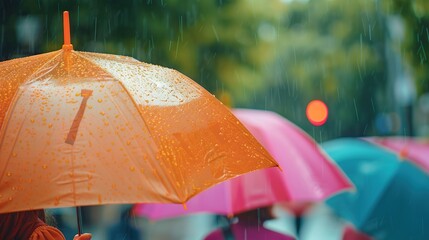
top-left (54, 197), bottom-right (60, 206)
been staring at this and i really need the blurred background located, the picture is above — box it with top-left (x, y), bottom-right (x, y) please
top-left (2, 0), bottom-right (429, 239)
top-left (2, 0), bottom-right (429, 141)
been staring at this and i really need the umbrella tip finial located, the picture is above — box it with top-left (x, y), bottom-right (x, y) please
top-left (62, 11), bottom-right (73, 50)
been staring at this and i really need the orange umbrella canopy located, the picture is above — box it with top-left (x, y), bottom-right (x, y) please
top-left (0, 12), bottom-right (278, 214)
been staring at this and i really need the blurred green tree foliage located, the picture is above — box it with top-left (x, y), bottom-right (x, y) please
top-left (1, 0), bottom-right (285, 103)
top-left (384, 0), bottom-right (429, 95)
top-left (248, 0), bottom-right (387, 140)
top-left (0, 0), bottom-right (426, 140)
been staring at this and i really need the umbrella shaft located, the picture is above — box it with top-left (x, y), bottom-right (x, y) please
top-left (76, 206), bottom-right (82, 236)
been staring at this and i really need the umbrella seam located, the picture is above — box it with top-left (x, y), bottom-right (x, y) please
top-left (21, 50), bottom-right (63, 85)
top-left (363, 137), bottom-right (429, 173)
top-left (74, 51), bottom-right (187, 203)
top-left (358, 160), bottom-right (401, 231)
top-left (115, 82), bottom-right (186, 203)
top-left (0, 51), bottom-right (61, 137)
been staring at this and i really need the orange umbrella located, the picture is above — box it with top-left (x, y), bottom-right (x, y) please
top-left (0, 11), bottom-right (278, 233)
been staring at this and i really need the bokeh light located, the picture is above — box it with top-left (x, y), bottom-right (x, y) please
top-left (306, 100), bottom-right (328, 126)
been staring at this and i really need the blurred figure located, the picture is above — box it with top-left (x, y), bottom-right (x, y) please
top-left (299, 203), bottom-right (347, 240)
top-left (47, 208), bottom-right (77, 240)
top-left (203, 207), bottom-right (295, 240)
top-left (0, 209), bottom-right (92, 240)
top-left (264, 203), bottom-right (311, 239)
top-left (107, 206), bottom-right (141, 240)
top-left (278, 201), bottom-right (313, 238)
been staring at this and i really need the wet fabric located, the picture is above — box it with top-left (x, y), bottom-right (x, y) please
top-left (135, 109), bottom-right (352, 220)
top-left (0, 48), bottom-right (279, 213)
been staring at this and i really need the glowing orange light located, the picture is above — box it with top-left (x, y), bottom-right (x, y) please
top-left (306, 100), bottom-right (328, 126)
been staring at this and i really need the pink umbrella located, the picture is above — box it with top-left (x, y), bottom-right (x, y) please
top-left (134, 109), bottom-right (352, 220)
top-left (363, 136), bottom-right (429, 172)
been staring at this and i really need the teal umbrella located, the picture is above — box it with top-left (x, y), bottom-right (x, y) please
top-left (323, 138), bottom-right (429, 240)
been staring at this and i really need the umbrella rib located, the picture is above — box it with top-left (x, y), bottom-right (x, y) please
top-left (0, 90), bottom-right (30, 180)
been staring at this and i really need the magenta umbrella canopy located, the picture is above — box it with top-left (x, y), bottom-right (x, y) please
top-left (134, 109), bottom-right (352, 220)
top-left (363, 136), bottom-right (429, 172)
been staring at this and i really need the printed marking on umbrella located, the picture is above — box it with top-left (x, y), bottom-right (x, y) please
top-left (65, 89), bottom-right (93, 145)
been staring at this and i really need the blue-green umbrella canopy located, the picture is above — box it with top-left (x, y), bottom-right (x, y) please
top-left (323, 138), bottom-right (429, 240)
